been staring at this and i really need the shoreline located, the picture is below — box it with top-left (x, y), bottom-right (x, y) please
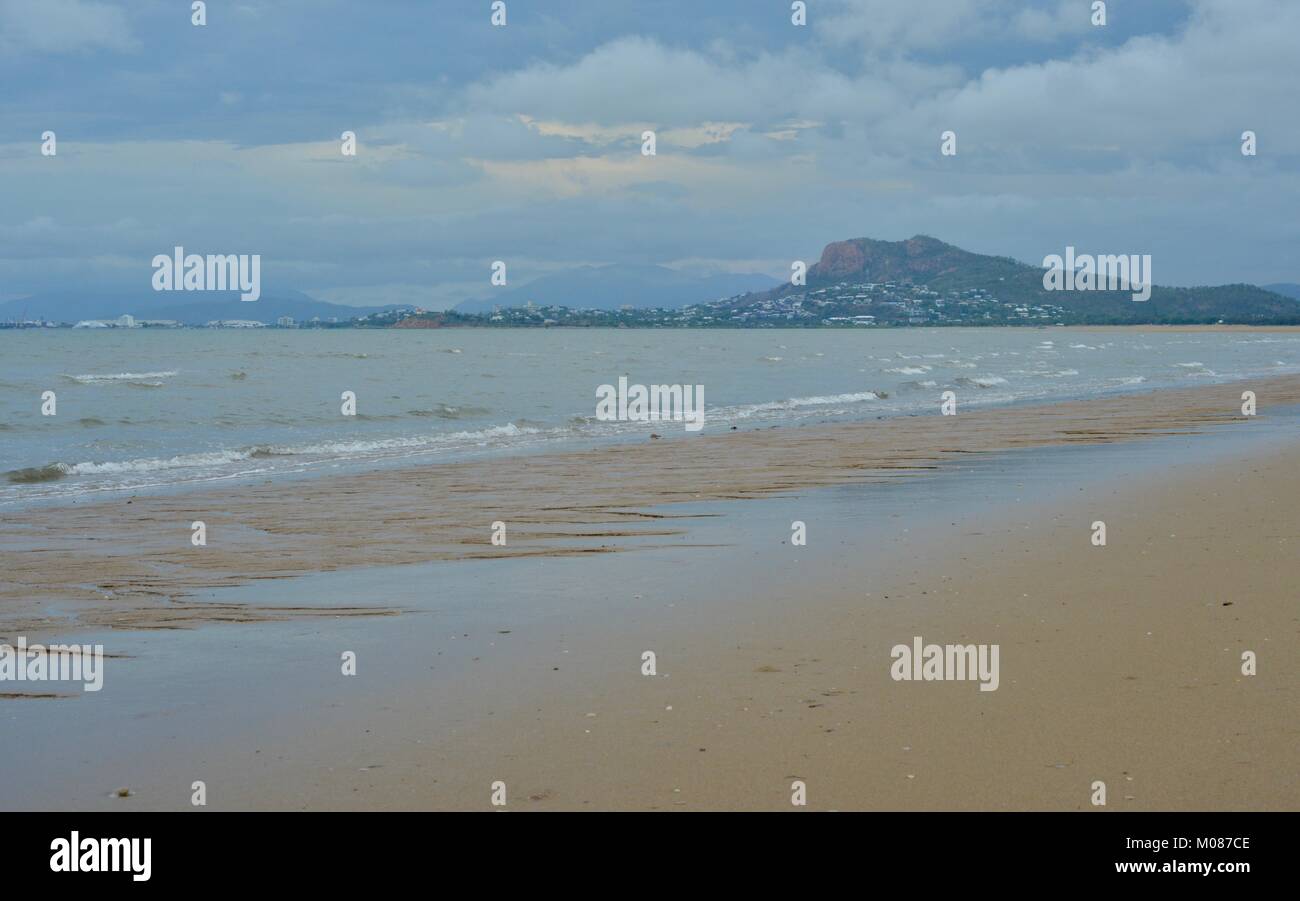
top-left (6, 324), bottom-right (1298, 512)
top-left (3, 373), bottom-right (1298, 636)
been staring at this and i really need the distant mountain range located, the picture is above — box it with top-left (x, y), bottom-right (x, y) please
top-left (6, 244), bottom-right (1297, 326)
top-left (454, 264), bottom-right (780, 313)
top-left (0, 289), bottom-right (406, 325)
top-left (738, 236), bottom-right (1299, 324)
top-left (1264, 283), bottom-right (1300, 301)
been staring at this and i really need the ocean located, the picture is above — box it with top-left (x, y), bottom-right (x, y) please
top-left (2, 326), bottom-right (1297, 507)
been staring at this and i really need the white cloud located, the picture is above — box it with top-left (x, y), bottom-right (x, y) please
top-left (914, 0), bottom-right (1300, 160)
top-left (456, 0), bottom-right (1298, 173)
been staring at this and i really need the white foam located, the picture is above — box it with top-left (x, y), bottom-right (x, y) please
top-left (729, 392), bottom-right (879, 419)
top-left (67, 450), bottom-right (254, 475)
top-left (58, 424), bottom-right (543, 476)
top-left (263, 423), bottom-right (539, 457)
top-left (956, 376), bottom-right (1010, 388)
top-left (65, 371), bottom-right (178, 384)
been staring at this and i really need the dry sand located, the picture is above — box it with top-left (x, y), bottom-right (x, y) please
top-left (266, 441), bottom-right (1298, 811)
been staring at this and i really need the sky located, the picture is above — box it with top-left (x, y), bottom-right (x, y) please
top-left (1, 0), bottom-right (1297, 309)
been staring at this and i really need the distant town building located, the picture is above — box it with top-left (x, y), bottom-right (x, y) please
top-left (276, 316), bottom-right (295, 327)
top-left (73, 315), bottom-right (149, 328)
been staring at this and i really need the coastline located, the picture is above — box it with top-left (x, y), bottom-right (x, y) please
top-left (3, 373), bottom-right (1298, 635)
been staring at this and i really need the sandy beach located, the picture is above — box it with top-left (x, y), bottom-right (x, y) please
top-left (408, 440), bottom-right (1298, 811)
top-left (2, 373), bottom-right (1297, 811)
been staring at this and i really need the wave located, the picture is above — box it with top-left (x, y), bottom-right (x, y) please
top-left (250, 423), bottom-right (540, 458)
top-left (63, 371), bottom-right (178, 384)
top-left (955, 376), bottom-right (1010, 388)
top-left (8, 423), bottom-right (544, 483)
top-left (884, 366), bottom-right (930, 375)
top-left (408, 403), bottom-right (491, 420)
top-left (7, 464), bottom-right (70, 484)
top-left (729, 392), bottom-right (879, 419)
top-left (57, 450), bottom-right (263, 475)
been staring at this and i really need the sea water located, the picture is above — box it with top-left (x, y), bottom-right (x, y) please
top-left (2, 326), bottom-right (1296, 506)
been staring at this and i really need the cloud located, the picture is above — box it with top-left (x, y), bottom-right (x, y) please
top-left (0, 0), bottom-right (137, 55)
top-left (463, 36), bottom-right (853, 129)
top-left (914, 0), bottom-right (1300, 164)
top-left (815, 0), bottom-right (992, 52)
top-left (458, 0), bottom-right (1297, 174)
top-left (1012, 0), bottom-right (1097, 41)
top-left (2, 0), bottom-right (1299, 297)
top-left (815, 0), bottom-right (1100, 52)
